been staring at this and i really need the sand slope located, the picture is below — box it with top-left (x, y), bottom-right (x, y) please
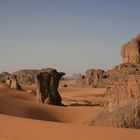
top-left (0, 84), bottom-right (102, 124)
top-left (0, 114), bottom-right (140, 140)
top-left (0, 84), bottom-right (140, 140)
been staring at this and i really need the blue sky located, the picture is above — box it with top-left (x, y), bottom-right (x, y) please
top-left (0, 0), bottom-right (140, 74)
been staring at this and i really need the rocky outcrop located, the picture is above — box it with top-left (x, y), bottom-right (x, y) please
top-left (75, 69), bottom-right (107, 88)
top-left (8, 75), bottom-right (22, 90)
top-left (121, 34), bottom-right (140, 64)
top-left (85, 69), bottom-right (107, 87)
top-left (0, 72), bottom-right (10, 83)
top-left (107, 63), bottom-right (140, 76)
top-left (104, 63), bottom-right (140, 87)
top-left (87, 34), bottom-right (140, 128)
top-left (90, 74), bottom-right (140, 128)
top-left (75, 63), bottom-right (140, 88)
top-left (13, 70), bottom-right (39, 85)
top-left (36, 68), bottom-right (65, 105)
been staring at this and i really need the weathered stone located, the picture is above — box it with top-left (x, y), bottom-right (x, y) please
top-left (88, 34), bottom-right (140, 128)
top-left (0, 72), bottom-right (10, 83)
top-left (89, 69), bottom-right (140, 128)
top-left (13, 70), bottom-right (39, 85)
top-left (36, 68), bottom-right (65, 105)
top-left (121, 34), bottom-right (140, 64)
top-left (85, 69), bottom-right (107, 87)
top-left (75, 69), bottom-right (107, 88)
top-left (8, 75), bottom-right (22, 90)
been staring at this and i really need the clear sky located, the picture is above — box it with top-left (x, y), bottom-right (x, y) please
top-left (0, 0), bottom-right (140, 74)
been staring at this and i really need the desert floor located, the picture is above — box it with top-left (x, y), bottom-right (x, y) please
top-left (0, 83), bottom-right (140, 140)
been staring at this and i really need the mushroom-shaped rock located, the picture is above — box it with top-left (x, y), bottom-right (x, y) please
top-left (8, 75), bottom-right (22, 90)
top-left (121, 34), bottom-right (140, 64)
top-left (36, 68), bottom-right (65, 105)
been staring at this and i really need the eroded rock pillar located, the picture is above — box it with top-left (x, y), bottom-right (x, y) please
top-left (36, 68), bottom-right (65, 105)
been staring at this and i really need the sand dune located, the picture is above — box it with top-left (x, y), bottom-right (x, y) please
top-left (1, 114), bottom-right (140, 140)
top-left (0, 84), bottom-right (140, 140)
top-left (0, 84), bottom-right (102, 123)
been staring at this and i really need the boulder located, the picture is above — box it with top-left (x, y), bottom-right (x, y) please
top-left (36, 68), bottom-right (65, 105)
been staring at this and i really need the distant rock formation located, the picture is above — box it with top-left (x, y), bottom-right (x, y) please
top-left (13, 70), bottom-right (39, 85)
top-left (75, 69), bottom-right (107, 88)
top-left (121, 34), bottom-right (140, 64)
top-left (75, 63), bottom-right (140, 88)
top-left (36, 68), bottom-right (65, 105)
top-left (75, 35), bottom-right (140, 88)
top-left (8, 75), bottom-right (22, 90)
top-left (0, 72), bottom-right (10, 83)
top-left (85, 69), bottom-right (107, 87)
top-left (65, 73), bottom-right (83, 80)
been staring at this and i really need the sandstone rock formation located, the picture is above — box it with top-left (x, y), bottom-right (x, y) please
top-left (103, 63), bottom-right (140, 87)
top-left (75, 35), bottom-right (140, 88)
top-left (76, 63), bottom-right (140, 88)
top-left (36, 68), bottom-right (65, 105)
top-left (8, 75), bottom-right (22, 90)
top-left (85, 69), bottom-right (107, 87)
top-left (87, 34), bottom-right (140, 128)
top-left (121, 34), bottom-right (140, 64)
top-left (75, 69), bottom-right (107, 88)
top-left (13, 70), bottom-right (39, 85)
top-left (90, 74), bottom-right (140, 128)
top-left (0, 72), bottom-right (10, 83)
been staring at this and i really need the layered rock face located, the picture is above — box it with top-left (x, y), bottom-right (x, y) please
top-left (121, 34), bottom-right (140, 64)
top-left (8, 75), bottom-right (22, 90)
top-left (36, 68), bottom-right (65, 105)
top-left (13, 70), bottom-right (39, 85)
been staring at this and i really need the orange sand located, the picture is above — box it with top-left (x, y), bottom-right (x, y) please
top-left (0, 84), bottom-right (140, 140)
